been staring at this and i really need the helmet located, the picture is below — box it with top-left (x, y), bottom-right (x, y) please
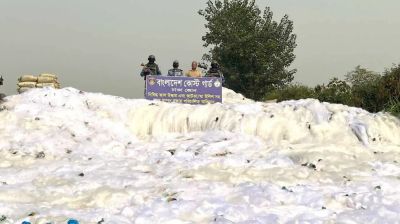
top-left (148, 55), bottom-right (156, 63)
top-left (173, 60), bottom-right (179, 68)
top-left (211, 61), bottom-right (219, 69)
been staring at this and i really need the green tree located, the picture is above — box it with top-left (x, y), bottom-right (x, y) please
top-left (199, 0), bottom-right (297, 100)
top-left (345, 65), bottom-right (380, 87)
top-left (380, 64), bottom-right (400, 116)
top-left (264, 84), bottom-right (315, 102)
top-left (345, 66), bottom-right (383, 112)
top-left (315, 77), bottom-right (353, 105)
top-left (381, 64), bottom-right (400, 102)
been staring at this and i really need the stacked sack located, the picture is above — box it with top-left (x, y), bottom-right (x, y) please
top-left (36, 73), bottom-right (60, 89)
top-left (17, 75), bottom-right (38, 93)
top-left (17, 73), bottom-right (61, 94)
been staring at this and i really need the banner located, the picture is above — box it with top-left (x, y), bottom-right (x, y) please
top-left (145, 75), bottom-right (222, 104)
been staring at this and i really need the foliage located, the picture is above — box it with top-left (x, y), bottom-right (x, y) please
top-left (264, 84), bottom-right (315, 102)
top-left (262, 64), bottom-right (400, 116)
top-left (345, 66), bottom-right (383, 112)
top-left (385, 99), bottom-right (400, 117)
top-left (198, 0), bottom-right (399, 115)
top-left (379, 64), bottom-right (400, 116)
top-left (351, 80), bottom-right (384, 112)
top-left (381, 64), bottom-right (400, 102)
top-left (345, 65), bottom-right (380, 87)
top-left (199, 0), bottom-right (297, 100)
top-left (315, 77), bottom-right (353, 105)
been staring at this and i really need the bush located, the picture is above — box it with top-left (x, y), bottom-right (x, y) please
top-left (264, 84), bottom-right (315, 102)
top-left (342, 66), bottom-right (384, 112)
top-left (381, 64), bottom-right (400, 102)
top-left (263, 64), bottom-right (400, 116)
top-left (315, 78), bottom-right (353, 105)
top-left (385, 99), bottom-right (400, 117)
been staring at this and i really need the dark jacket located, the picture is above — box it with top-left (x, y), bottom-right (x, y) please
top-left (167, 68), bottom-right (184, 76)
top-left (205, 68), bottom-right (224, 82)
top-left (140, 63), bottom-right (161, 78)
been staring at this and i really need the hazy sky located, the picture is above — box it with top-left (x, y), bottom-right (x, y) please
top-left (1, 0), bottom-right (399, 98)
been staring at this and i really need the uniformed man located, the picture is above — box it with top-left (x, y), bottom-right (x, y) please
top-left (140, 55), bottom-right (162, 79)
top-left (205, 61), bottom-right (224, 82)
top-left (185, 61), bottom-right (202, 78)
top-left (167, 60), bottom-right (184, 76)
top-left (0, 76), bottom-right (5, 101)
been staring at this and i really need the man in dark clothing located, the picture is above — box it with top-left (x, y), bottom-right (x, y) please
top-left (0, 76), bottom-right (5, 102)
top-left (205, 61), bottom-right (224, 82)
top-left (167, 60), bottom-right (184, 76)
top-left (140, 55), bottom-right (162, 79)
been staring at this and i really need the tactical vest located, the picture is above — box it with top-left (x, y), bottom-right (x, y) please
top-left (168, 68), bottom-right (183, 76)
top-left (206, 68), bottom-right (222, 77)
top-left (146, 63), bottom-right (159, 75)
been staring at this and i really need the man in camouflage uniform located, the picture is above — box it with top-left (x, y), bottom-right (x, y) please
top-left (167, 60), bottom-right (184, 76)
top-left (205, 61), bottom-right (225, 83)
top-left (140, 55), bottom-right (162, 79)
top-left (0, 76), bottom-right (6, 102)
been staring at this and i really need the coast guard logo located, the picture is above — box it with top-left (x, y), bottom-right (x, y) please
top-left (148, 77), bottom-right (156, 86)
top-left (214, 80), bottom-right (221, 88)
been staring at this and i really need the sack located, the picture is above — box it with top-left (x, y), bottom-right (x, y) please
top-left (36, 83), bottom-right (57, 88)
top-left (39, 73), bottom-right (57, 79)
top-left (18, 87), bottom-right (32, 93)
top-left (37, 76), bottom-right (57, 83)
top-left (18, 82), bottom-right (37, 88)
top-left (19, 75), bottom-right (38, 82)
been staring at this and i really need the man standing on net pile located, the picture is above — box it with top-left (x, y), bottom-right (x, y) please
top-left (168, 60), bottom-right (184, 76)
top-left (185, 61), bottom-right (202, 78)
top-left (0, 76), bottom-right (6, 102)
top-left (140, 55), bottom-right (162, 79)
top-left (205, 61), bottom-right (225, 83)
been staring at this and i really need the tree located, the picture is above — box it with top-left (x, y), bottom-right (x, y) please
top-left (345, 66), bottom-right (383, 112)
top-left (199, 0), bottom-right (297, 100)
top-left (315, 77), bottom-right (353, 105)
top-left (379, 64), bottom-right (400, 116)
top-left (381, 64), bottom-right (400, 102)
top-left (264, 84), bottom-right (315, 102)
top-left (345, 65), bottom-right (380, 87)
